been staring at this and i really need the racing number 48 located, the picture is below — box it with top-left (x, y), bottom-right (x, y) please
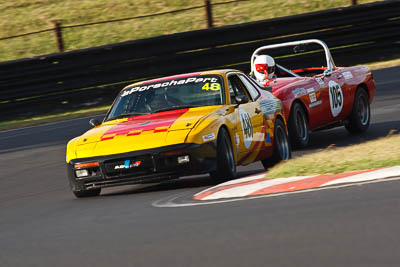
top-left (241, 113), bottom-right (253, 138)
top-left (202, 83), bottom-right (221, 91)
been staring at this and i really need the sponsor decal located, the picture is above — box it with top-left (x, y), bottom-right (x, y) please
top-left (235, 134), bottom-right (240, 154)
top-left (235, 135), bottom-right (240, 147)
top-left (265, 132), bottom-right (271, 144)
top-left (309, 92), bottom-right (317, 103)
top-left (306, 88), bottom-right (315, 93)
top-left (121, 77), bottom-right (219, 97)
top-left (264, 119), bottom-right (274, 146)
top-left (202, 133), bottom-right (216, 142)
top-left (328, 80), bottom-right (343, 117)
top-left (114, 160), bottom-right (141, 170)
top-left (259, 99), bottom-right (278, 115)
top-left (292, 88), bottom-right (307, 98)
top-left (342, 71), bottom-right (353, 80)
top-left (315, 78), bottom-right (325, 86)
top-left (309, 100), bottom-right (322, 108)
top-left (239, 109), bottom-right (253, 149)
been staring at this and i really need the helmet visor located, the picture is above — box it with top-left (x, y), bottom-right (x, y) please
top-left (255, 64), bottom-right (267, 73)
top-left (255, 63), bottom-right (275, 75)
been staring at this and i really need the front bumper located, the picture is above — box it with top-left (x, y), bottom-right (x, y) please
top-left (67, 142), bottom-right (217, 191)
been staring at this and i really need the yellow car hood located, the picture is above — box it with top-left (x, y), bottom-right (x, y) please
top-left (75, 106), bottom-right (221, 158)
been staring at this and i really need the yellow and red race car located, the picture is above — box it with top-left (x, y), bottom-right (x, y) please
top-left (66, 69), bottom-right (290, 197)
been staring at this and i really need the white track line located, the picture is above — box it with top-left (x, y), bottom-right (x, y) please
top-left (321, 166), bottom-right (400, 186)
top-left (194, 166), bottom-right (400, 201)
top-left (200, 176), bottom-right (311, 200)
top-left (152, 176), bottom-right (400, 208)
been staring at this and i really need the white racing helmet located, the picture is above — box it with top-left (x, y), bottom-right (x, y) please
top-left (254, 55), bottom-right (275, 83)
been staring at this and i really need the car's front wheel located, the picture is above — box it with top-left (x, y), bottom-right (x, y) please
top-left (345, 87), bottom-right (370, 134)
top-left (288, 102), bottom-right (309, 148)
top-left (72, 188), bottom-right (101, 198)
top-left (262, 118), bottom-right (291, 169)
top-left (210, 127), bottom-right (236, 182)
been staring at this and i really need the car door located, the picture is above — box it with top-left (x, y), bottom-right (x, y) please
top-left (227, 73), bottom-right (264, 162)
top-left (313, 69), bottom-right (349, 126)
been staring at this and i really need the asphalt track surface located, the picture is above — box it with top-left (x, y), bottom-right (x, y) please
top-left (1, 66), bottom-right (400, 267)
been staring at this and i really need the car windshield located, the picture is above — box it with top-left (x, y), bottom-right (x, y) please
top-left (106, 74), bottom-right (225, 121)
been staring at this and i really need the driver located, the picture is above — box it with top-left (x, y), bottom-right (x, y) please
top-left (253, 55), bottom-right (276, 86)
top-left (147, 88), bottom-right (171, 111)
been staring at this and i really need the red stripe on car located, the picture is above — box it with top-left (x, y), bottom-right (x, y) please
top-left (100, 109), bottom-right (189, 141)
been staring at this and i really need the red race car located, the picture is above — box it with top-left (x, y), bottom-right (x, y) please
top-left (250, 39), bottom-right (376, 148)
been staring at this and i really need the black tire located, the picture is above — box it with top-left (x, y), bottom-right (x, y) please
top-left (211, 128), bottom-right (236, 182)
top-left (262, 118), bottom-right (291, 169)
top-left (72, 188), bottom-right (101, 198)
top-left (288, 102), bottom-right (309, 148)
top-left (345, 88), bottom-right (370, 134)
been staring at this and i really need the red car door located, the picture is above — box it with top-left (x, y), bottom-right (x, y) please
top-left (313, 70), bottom-right (349, 127)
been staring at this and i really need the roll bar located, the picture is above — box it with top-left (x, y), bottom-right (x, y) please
top-left (250, 39), bottom-right (336, 76)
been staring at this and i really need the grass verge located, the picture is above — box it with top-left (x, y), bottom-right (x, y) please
top-left (0, 0), bottom-right (380, 62)
top-left (365, 58), bottom-right (400, 70)
top-left (267, 132), bottom-right (400, 178)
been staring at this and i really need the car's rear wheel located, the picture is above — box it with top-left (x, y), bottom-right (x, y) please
top-left (72, 188), bottom-right (101, 198)
top-left (288, 102), bottom-right (309, 148)
top-left (345, 88), bottom-right (370, 134)
top-left (210, 127), bottom-right (236, 182)
top-left (262, 118), bottom-right (291, 169)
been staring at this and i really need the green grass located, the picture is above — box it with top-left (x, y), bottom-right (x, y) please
top-left (267, 132), bottom-right (400, 178)
top-left (0, 0), bottom-right (381, 62)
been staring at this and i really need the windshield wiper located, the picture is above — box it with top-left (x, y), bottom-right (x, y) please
top-left (151, 105), bottom-right (202, 114)
top-left (106, 112), bottom-right (149, 121)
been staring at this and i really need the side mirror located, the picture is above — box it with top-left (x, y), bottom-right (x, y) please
top-left (89, 118), bottom-right (101, 127)
top-left (235, 95), bottom-right (249, 105)
top-left (323, 69), bottom-right (332, 77)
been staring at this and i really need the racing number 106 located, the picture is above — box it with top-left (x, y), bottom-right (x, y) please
top-left (330, 84), bottom-right (342, 108)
